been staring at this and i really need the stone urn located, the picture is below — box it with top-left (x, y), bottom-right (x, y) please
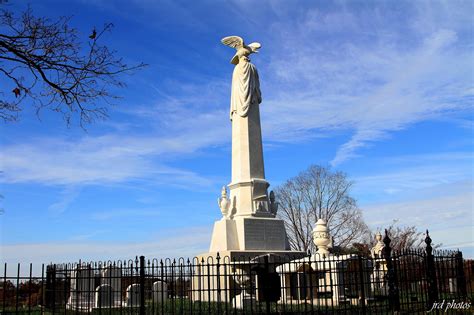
top-left (370, 231), bottom-right (385, 259)
top-left (217, 186), bottom-right (230, 219)
top-left (312, 218), bottom-right (331, 257)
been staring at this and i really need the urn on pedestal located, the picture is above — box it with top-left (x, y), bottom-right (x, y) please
top-left (312, 219), bottom-right (333, 257)
top-left (218, 186), bottom-right (231, 219)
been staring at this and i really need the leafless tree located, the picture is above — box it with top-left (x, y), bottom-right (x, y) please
top-left (0, 7), bottom-right (146, 125)
top-left (275, 165), bottom-right (370, 253)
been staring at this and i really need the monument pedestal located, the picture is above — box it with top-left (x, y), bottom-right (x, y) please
top-left (209, 217), bottom-right (290, 252)
top-left (195, 217), bottom-right (306, 303)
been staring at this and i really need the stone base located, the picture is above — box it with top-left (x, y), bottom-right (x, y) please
top-left (192, 250), bottom-right (306, 303)
top-left (209, 216), bottom-right (291, 252)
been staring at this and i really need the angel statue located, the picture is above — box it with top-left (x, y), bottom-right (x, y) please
top-left (221, 36), bottom-right (262, 119)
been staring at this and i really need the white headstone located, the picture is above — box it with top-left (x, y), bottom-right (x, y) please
top-left (126, 284), bottom-right (141, 307)
top-left (101, 266), bottom-right (121, 306)
top-left (66, 266), bottom-right (95, 310)
top-left (95, 284), bottom-right (113, 308)
top-left (152, 280), bottom-right (168, 304)
top-left (449, 278), bottom-right (457, 293)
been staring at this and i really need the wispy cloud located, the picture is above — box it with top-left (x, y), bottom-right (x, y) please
top-left (352, 151), bottom-right (472, 200)
top-left (48, 186), bottom-right (81, 216)
top-left (363, 191), bottom-right (472, 226)
top-left (1, 226), bottom-right (211, 275)
top-left (257, 3), bottom-right (472, 165)
top-left (1, 76), bottom-right (229, 187)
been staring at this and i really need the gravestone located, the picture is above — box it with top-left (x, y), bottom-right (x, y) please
top-left (66, 265), bottom-right (95, 311)
top-left (101, 266), bottom-right (121, 306)
top-left (448, 278), bottom-right (457, 293)
top-left (152, 280), bottom-right (168, 304)
top-left (95, 284), bottom-right (113, 308)
top-left (126, 284), bottom-right (141, 307)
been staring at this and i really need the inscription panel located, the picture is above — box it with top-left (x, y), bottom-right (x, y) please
top-left (244, 218), bottom-right (286, 250)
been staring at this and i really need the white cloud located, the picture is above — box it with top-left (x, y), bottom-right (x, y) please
top-left (352, 152), bottom-right (472, 199)
top-left (1, 226), bottom-right (211, 276)
top-left (258, 5), bottom-right (472, 165)
top-left (48, 186), bottom-right (81, 216)
top-left (0, 117), bottom-right (226, 187)
top-left (1, 75), bottom-right (231, 187)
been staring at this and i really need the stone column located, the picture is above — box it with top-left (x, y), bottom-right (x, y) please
top-left (229, 98), bottom-right (270, 218)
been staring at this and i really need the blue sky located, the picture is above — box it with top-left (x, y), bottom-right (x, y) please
top-left (1, 0), bottom-right (473, 268)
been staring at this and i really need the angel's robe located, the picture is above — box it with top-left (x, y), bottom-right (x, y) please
top-left (230, 57), bottom-right (261, 119)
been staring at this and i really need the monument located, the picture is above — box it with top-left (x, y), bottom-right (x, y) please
top-left (192, 36), bottom-right (306, 304)
top-left (205, 35), bottom-right (306, 259)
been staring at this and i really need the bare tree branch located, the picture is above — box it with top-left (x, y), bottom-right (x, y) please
top-left (0, 7), bottom-right (147, 126)
top-left (373, 220), bottom-right (440, 252)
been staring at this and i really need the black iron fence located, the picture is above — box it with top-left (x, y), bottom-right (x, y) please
top-left (1, 231), bottom-right (473, 314)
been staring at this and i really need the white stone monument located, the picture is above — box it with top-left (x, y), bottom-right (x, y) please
top-left (193, 35), bottom-right (305, 305)
top-left (370, 232), bottom-right (388, 294)
top-left (203, 35), bottom-right (305, 261)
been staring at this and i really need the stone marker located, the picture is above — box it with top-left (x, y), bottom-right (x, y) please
top-left (152, 280), bottom-right (168, 304)
top-left (101, 266), bottom-right (121, 306)
top-left (126, 284), bottom-right (141, 307)
top-left (95, 284), bottom-right (113, 308)
top-left (66, 265), bottom-right (95, 311)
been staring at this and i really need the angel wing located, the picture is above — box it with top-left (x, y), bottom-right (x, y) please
top-left (221, 36), bottom-right (244, 49)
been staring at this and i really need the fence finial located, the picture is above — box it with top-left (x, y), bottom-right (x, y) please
top-left (425, 229), bottom-right (433, 255)
top-left (425, 229), bottom-right (432, 245)
top-left (383, 229), bottom-right (391, 248)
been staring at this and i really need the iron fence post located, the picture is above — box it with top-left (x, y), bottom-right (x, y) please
top-left (455, 251), bottom-right (467, 298)
top-left (139, 255), bottom-right (145, 315)
top-left (383, 229), bottom-right (400, 312)
top-left (216, 252), bottom-right (222, 314)
top-left (425, 230), bottom-right (438, 307)
top-left (358, 255), bottom-right (366, 314)
top-left (264, 255), bottom-right (271, 315)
